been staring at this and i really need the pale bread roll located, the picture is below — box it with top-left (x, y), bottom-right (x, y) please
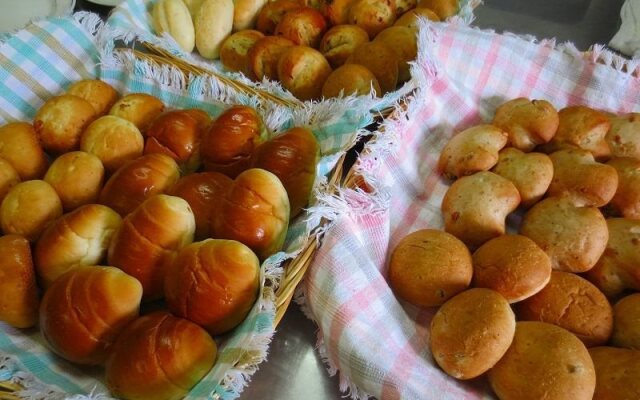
top-left (319, 24), bottom-right (369, 69)
top-left (220, 30), bottom-right (265, 78)
top-left (81, 115), bottom-right (144, 174)
top-left (606, 112), bottom-right (640, 160)
top-left (66, 79), bottom-right (119, 116)
top-left (612, 293), bottom-right (640, 350)
top-left (607, 157), bottom-right (640, 219)
top-left (152, 0), bottom-right (195, 52)
top-left (195, 0), bottom-right (234, 59)
top-left (322, 64), bottom-right (381, 98)
top-left (109, 93), bottom-right (165, 133)
top-left (44, 151), bottom-right (104, 212)
top-left (345, 41), bottom-right (399, 95)
top-left (589, 346), bottom-right (640, 400)
top-left (277, 45), bottom-right (332, 101)
top-left (0, 122), bottom-right (49, 180)
top-left (492, 97), bottom-right (559, 151)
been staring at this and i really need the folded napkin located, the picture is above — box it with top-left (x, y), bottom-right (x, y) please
top-left (610, 0), bottom-right (640, 57)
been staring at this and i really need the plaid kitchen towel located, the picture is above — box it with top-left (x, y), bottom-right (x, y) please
top-left (300, 18), bottom-right (640, 400)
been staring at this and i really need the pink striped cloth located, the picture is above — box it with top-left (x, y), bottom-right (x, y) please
top-left (301, 20), bottom-right (640, 400)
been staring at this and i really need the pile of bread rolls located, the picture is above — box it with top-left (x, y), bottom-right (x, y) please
top-left (389, 98), bottom-right (640, 399)
top-left (152, 0), bottom-right (460, 100)
top-left (0, 78), bottom-right (320, 400)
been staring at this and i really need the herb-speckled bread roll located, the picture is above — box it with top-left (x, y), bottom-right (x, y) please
top-left (277, 45), bottom-right (333, 101)
top-left (220, 30), bottom-right (265, 79)
top-left (321, 64), bottom-right (381, 98)
top-left (319, 24), bottom-right (369, 69)
top-left (275, 7), bottom-right (328, 48)
top-left (348, 0), bottom-right (397, 38)
top-left (249, 35), bottom-right (295, 81)
top-left (345, 41), bottom-right (399, 95)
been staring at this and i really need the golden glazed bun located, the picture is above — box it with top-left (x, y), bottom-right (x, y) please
top-left (322, 64), bottom-right (381, 98)
top-left (394, 7), bottom-right (440, 29)
top-left (373, 26), bottom-right (417, 82)
top-left (34, 204), bottom-right (123, 289)
top-left (517, 271), bottom-right (613, 347)
top-left (606, 112), bottom-right (640, 160)
top-left (389, 229), bottom-right (472, 307)
top-left (0, 122), bottom-right (49, 180)
top-left (319, 24), bottom-right (370, 69)
top-left (345, 41), bottom-right (399, 95)
top-left (612, 293), bottom-right (640, 349)
top-left (520, 197), bottom-right (608, 273)
top-left (589, 346), bottom-right (640, 400)
top-left (542, 105), bottom-right (611, 159)
top-left (249, 35), bottom-right (295, 81)
top-left (40, 266), bottom-right (142, 365)
top-left (488, 321), bottom-right (595, 400)
top-left (108, 194), bottom-right (195, 301)
top-left (472, 234), bottom-right (552, 303)
top-left (277, 45), bottom-right (333, 101)
top-left (348, 0), bottom-right (397, 38)
top-left (492, 98), bottom-right (559, 151)
top-left (0, 158), bottom-right (20, 203)
top-left (417, 0), bottom-right (458, 19)
top-left (256, 0), bottom-right (303, 35)
top-left (430, 288), bottom-right (516, 379)
top-left (438, 124), bottom-right (509, 179)
top-left (44, 151), bottom-right (105, 211)
top-left (165, 239), bottom-right (260, 335)
top-left (0, 235), bottom-right (39, 329)
top-left (109, 93), bottom-right (165, 133)
top-left (220, 30), bottom-right (265, 79)
top-left (33, 94), bottom-right (96, 154)
top-left (81, 115), bottom-right (144, 174)
top-left (66, 79), bottom-right (119, 116)
top-left (275, 7), bottom-right (328, 48)
top-left (607, 157), bottom-right (640, 219)
top-left (1, 180), bottom-right (63, 241)
top-left (106, 311), bottom-right (217, 400)
top-left (442, 171), bottom-right (520, 248)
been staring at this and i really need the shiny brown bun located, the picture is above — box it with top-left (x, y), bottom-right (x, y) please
top-left (0, 122), bottom-right (49, 180)
top-left (144, 109), bottom-right (208, 173)
top-left (109, 93), bottom-right (165, 133)
top-left (66, 79), bottom-right (120, 116)
top-left (106, 311), bottom-right (217, 400)
top-left (40, 266), bottom-right (142, 365)
top-left (251, 127), bottom-right (319, 217)
top-left (249, 35), bottom-right (295, 81)
top-left (491, 148), bottom-right (553, 208)
top-left (1, 180), bottom-right (63, 241)
top-left (373, 26), bottom-right (416, 82)
top-left (542, 105), bottom-right (611, 159)
top-left (612, 293), bottom-right (640, 349)
top-left (319, 24), bottom-right (370, 69)
top-left (394, 7), bottom-right (440, 28)
top-left (345, 41), bottom-right (398, 95)
top-left (220, 30), bottom-right (265, 79)
top-left (321, 64), bottom-right (381, 98)
top-left (472, 234), bottom-right (552, 303)
top-left (584, 218), bottom-right (640, 298)
top-left (547, 148), bottom-right (618, 207)
top-left (416, 0), bottom-right (458, 19)
top-left (438, 124), bottom-right (508, 179)
top-left (168, 172), bottom-right (232, 240)
top-left (492, 97), bottom-right (559, 151)
top-left (0, 158), bottom-right (20, 202)
top-left (81, 115), bottom-right (144, 174)
top-left (256, 0), bottom-right (303, 35)
top-left (44, 151), bottom-right (105, 211)
top-left (213, 168), bottom-right (289, 260)
top-left (165, 239), bottom-right (260, 335)
top-left (33, 94), bottom-right (96, 154)
top-left (607, 157), bottom-right (640, 219)
top-left (589, 347), bottom-right (640, 400)
top-left (348, 0), bottom-right (397, 39)
top-left (517, 271), bottom-right (613, 347)
top-left (430, 288), bottom-right (516, 379)
top-left (277, 45), bottom-right (333, 101)
top-left (0, 235), bottom-right (39, 329)
top-left (35, 204), bottom-right (123, 289)
top-left (99, 153), bottom-right (181, 216)
top-left (389, 229), bottom-right (472, 307)
top-left (201, 105), bottom-right (266, 177)
top-left (108, 194), bottom-right (195, 301)
top-left (606, 112), bottom-right (640, 160)
top-left (488, 321), bottom-right (596, 400)
top-left (442, 171), bottom-right (520, 248)
top-left (275, 7), bottom-right (328, 48)
top-left (520, 197), bottom-right (608, 273)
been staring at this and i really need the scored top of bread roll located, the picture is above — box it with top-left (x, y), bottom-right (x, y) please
top-left (220, 29), bottom-right (265, 79)
top-left (67, 79), bottom-right (119, 116)
top-left (319, 24), bottom-right (370, 69)
top-left (277, 45), bottom-right (333, 101)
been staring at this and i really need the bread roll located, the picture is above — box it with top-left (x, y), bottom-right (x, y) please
top-left (488, 321), bottom-right (595, 400)
top-left (416, 0), bottom-right (458, 19)
top-left (389, 229), bottom-right (472, 307)
top-left (66, 79), bottom-right (119, 116)
top-left (40, 266), bottom-right (142, 365)
top-left (109, 93), bottom-right (165, 133)
top-left (547, 148), bottom-right (618, 207)
top-left (168, 172), bottom-right (232, 239)
top-left (33, 94), bottom-right (96, 154)
top-left (99, 153), bottom-right (181, 216)
top-left (220, 29), bottom-right (265, 79)
top-left (430, 288), bottom-right (516, 379)
top-left (165, 239), bottom-right (260, 335)
top-left (213, 168), bottom-right (289, 260)
top-left (153, 0), bottom-right (195, 52)
top-left (345, 41), bottom-right (399, 95)
top-left (492, 97), bottom-right (559, 151)
top-left (321, 64), bottom-right (381, 98)
top-left (106, 311), bottom-right (217, 400)
top-left (278, 45), bottom-right (333, 101)
top-left (442, 171), bottom-right (520, 248)
top-left (275, 7), bottom-right (328, 48)
top-left (584, 218), bottom-right (640, 298)
top-left (201, 105), bottom-right (266, 177)
top-left (472, 234), bottom-right (552, 303)
top-left (438, 124), bottom-right (508, 179)
top-left (0, 122), bottom-right (49, 180)
top-left (195, 0), bottom-right (234, 59)
top-left (606, 112), bottom-right (640, 160)
top-left (35, 204), bottom-right (123, 289)
top-left (612, 293), bottom-right (640, 349)
top-left (234, 0), bottom-right (267, 31)
top-left (249, 35), bottom-right (295, 81)
top-left (0, 158), bottom-right (20, 203)
top-left (0, 235), bottom-right (39, 329)
top-left (80, 116), bottom-right (143, 174)
top-left (374, 26), bottom-right (416, 82)
top-left (491, 147), bottom-right (553, 208)
top-left (252, 127), bottom-right (319, 217)
top-left (348, 0), bottom-right (397, 39)
top-left (183, 0), bottom-right (205, 17)
top-left (542, 105), bottom-right (611, 159)
top-left (1, 180), bottom-right (63, 241)
top-left (256, 0), bottom-right (303, 35)
top-left (319, 24), bottom-right (369, 69)
top-left (394, 7), bottom-right (440, 28)
top-left (394, 0), bottom-right (416, 15)
top-left (607, 157), bottom-right (640, 219)
top-left (589, 347), bottom-right (640, 400)
top-left (520, 197), bottom-right (608, 273)
top-left (108, 194), bottom-right (195, 301)
top-left (44, 151), bottom-right (105, 211)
